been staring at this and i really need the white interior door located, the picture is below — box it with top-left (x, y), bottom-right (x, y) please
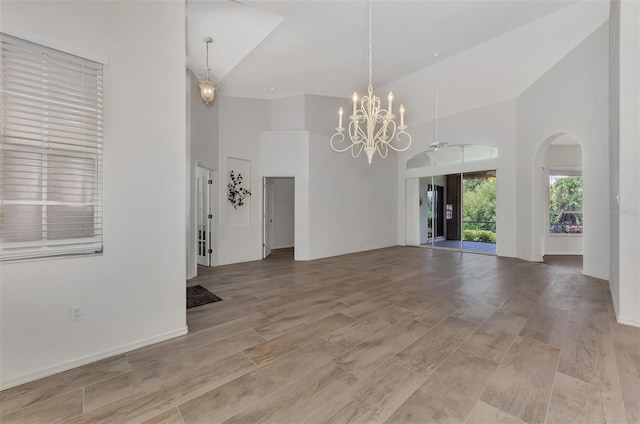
top-left (263, 178), bottom-right (274, 258)
top-left (196, 166), bottom-right (213, 266)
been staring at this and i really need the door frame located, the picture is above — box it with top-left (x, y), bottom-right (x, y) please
top-left (195, 162), bottom-right (217, 268)
top-left (263, 177), bottom-right (273, 258)
top-left (262, 176), bottom-right (295, 259)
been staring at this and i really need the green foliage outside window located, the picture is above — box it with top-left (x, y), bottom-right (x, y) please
top-left (549, 175), bottom-right (583, 234)
top-left (463, 178), bottom-right (497, 243)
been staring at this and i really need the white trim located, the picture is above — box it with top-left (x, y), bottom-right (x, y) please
top-left (544, 251), bottom-right (584, 255)
top-left (272, 244), bottom-right (294, 249)
top-left (0, 27), bottom-right (109, 65)
top-left (616, 316), bottom-right (640, 328)
top-left (609, 280), bottom-right (620, 317)
top-left (548, 165), bottom-right (582, 173)
top-left (0, 326), bottom-right (187, 390)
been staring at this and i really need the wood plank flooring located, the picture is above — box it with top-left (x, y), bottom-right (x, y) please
top-left (2, 246), bottom-right (639, 424)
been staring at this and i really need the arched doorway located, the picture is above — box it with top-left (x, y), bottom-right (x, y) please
top-left (533, 133), bottom-right (583, 271)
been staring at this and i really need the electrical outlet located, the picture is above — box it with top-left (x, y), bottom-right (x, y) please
top-left (70, 305), bottom-right (83, 322)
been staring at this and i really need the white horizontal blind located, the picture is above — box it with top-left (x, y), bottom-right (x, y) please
top-left (0, 33), bottom-right (103, 261)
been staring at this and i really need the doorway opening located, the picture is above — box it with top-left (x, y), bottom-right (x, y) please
top-left (196, 165), bottom-right (215, 267)
top-left (263, 177), bottom-right (295, 260)
top-left (415, 170), bottom-right (497, 254)
top-left (540, 136), bottom-right (583, 271)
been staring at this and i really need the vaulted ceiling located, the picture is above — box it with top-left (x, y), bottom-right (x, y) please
top-left (186, 0), bottom-right (609, 104)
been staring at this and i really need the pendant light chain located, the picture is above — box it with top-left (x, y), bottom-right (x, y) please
top-left (205, 40), bottom-right (210, 72)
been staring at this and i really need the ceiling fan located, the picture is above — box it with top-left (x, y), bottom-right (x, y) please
top-left (429, 141), bottom-right (449, 151)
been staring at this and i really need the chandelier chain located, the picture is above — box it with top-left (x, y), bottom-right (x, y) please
top-left (368, 0), bottom-right (373, 89)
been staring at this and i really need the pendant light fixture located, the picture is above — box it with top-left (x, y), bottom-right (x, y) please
top-left (330, 0), bottom-right (412, 165)
top-left (196, 36), bottom-right (218, 105)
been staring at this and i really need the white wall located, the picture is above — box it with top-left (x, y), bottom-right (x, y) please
top-left (396, 99), bottom-right (518, 258)
top-left (304, 94), bottom-right (350, 137)
top-left (609, 0), bottom-right (640, 326)
top-left (259, 131), bottom-right (310, 261)
top-left (543, 143), bottom-right (583, 255)
top-left (308, 131), bottom-right (398, 259)
top-left (270, 95), bottom-right (305, 131)
top-left (516, 23), bottom-right (609, 279)
top-left (0, 0), bottom-right (187, 388)
top-left (405, 178), bottom-right (420, 247)
top-left (188, 72), bottom-right (219, 276)
top-left (271, 178), bottom-right (295, 249)
top-left (303, 95), bottom-right (399, 259)
top-left (217, 97), bottom-right (269, 265)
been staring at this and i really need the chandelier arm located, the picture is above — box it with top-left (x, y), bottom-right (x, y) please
top-left (350, 117), bottom-right (367, 143)
top-left (351, 142), bottom-right (364, 159)
top-left (373, 118), bottom-right (392, 142)
top-left (387, 130), bottom-right (413, 152)
top-left (377, 142), bottom-right (389, 159)
top-left (330, 131), bottom-right (352, 153)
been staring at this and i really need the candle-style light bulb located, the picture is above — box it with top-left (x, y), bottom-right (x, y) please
top-left (399, 104), bottom-right (405, 127)
top-left (352, 92), bottom-right (358, 115)
top-left (338, 107), bottom-right (343, 129)
top-left (388, 91), bottom-right (393, 114)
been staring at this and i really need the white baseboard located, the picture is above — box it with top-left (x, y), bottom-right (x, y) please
top-left (616, 315), bottom-right (640, 328)
top-left (543, 251), bottom-right (583, 256)
top-left (0, 326), bottom-right (188, 390)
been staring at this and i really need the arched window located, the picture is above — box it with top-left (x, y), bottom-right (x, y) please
top-left (407, 144), bottom-right (498, 169)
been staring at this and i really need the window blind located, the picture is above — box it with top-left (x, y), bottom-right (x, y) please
top-left (0, 33), bottom-right (103, 261)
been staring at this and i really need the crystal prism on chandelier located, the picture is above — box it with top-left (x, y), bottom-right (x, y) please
top-left (330, 0), bottom-right (412, 165)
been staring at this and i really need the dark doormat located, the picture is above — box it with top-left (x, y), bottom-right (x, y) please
top-left (187, 285), bottom-right (222, 309)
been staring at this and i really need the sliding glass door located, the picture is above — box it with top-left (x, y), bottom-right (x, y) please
top-left (410, 170), bottom-right (497, 254)
top-left (462, 172), bottom-right (496, 254)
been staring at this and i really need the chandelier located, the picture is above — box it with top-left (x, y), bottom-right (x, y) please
top-left (330, 0), bottom-right (412, 165)
top-left (196, 37), bottom-right (218, 105)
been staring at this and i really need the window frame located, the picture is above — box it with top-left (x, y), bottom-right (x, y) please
top-left (547, 168), bottom-right (583, 236)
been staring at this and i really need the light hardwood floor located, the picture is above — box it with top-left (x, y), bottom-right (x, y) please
top-left (1, 246), bottom-right (639, 424)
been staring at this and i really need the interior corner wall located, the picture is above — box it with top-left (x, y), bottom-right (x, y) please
top-left (304, 94), bottom-right (350, 137)
top-left (516, 23), bottom-right (610, 280)
top-left (609, 0), bottom-right (640, 326)
top-left (269, 95), bottom-right (306, 131)
top-left (301, 95), bottom-right (399, 259)
top-left (396, 99), bottom-right (518, 258)
top-left (308, 132), bottom-right (398, 259)
top-left (217, 96), bottom-right (270, 265)
top-left (188, 72), bottom-right (219, 276)
top-left (0, 0), bottom-right (187, 388)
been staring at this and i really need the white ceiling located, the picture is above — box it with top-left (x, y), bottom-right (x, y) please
top-left (187, 0), bottom-right (579, 99)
